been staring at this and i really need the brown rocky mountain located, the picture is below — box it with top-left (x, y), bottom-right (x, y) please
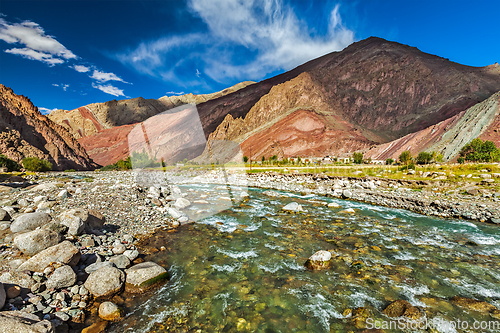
top-left (0, 84), bottom-right (98, 170)
top-left (200, 37), bottom-right (500, 161)
top-left (48, 81), bottom-right (255, 140)
top-left (363, 91), bottom-right (500, 161)
top-left (48, 82), bottom-right (254, 166)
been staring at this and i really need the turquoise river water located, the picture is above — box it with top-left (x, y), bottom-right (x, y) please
top-left (110, 184), bottom-right (500, 332)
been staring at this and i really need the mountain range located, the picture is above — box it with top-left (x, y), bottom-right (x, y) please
top-left (1, 37), bottom-right (500, 169)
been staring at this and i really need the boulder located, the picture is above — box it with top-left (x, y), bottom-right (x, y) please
top-left (327, 202), bottom-right (341, 208)
top-left (84, 261), bottom-right (116, 275)
top-left (81, 321), bottom-right (108, 333)
top-left (6, 286), bottom-right (21, 298)
top-left (304, 250), bottom-right (332, 270)
top-left (13, 229), bottom-right (60, 256)
top-left (0, 208), bottom-right (11, 221)
top-left (382, 300), bottom-right (423, 320)
top-left (174, 198), bottom-right (191, 210)
top-left (109, 255), bottom-right (131, 269)
top-left (59, 209), bottom-right (105, 234)
top-left (342, 190), bottom-right (352, 199)
top-left (0, 282), bottom-right (5, 309)
top-left (123, 249), bottom-right (139, 261)
top-left (0, 311), bottom-right (54, 333)
top-left (57, 190), bottom-right (69, 199)
top-left (17, 241), bottom-right (80, 272)
top-left (98, 302), bottom-right (122, 321)
top-left (45, 265), bottom-right (77, 290)
top-left (282, 202), bottom-right (304, 212)
top-left (167, 207), bottom-right (183, 219)
top-left (125, 262), bottom-right (168, 293)
top-left (84, 267), bottom-right (125, 298)
top-left (59, 212), bottom-right (84, 236)
top-left (0, 271), bottom-right (35, 289)
top-left (10, 212), bottom-right (51, 233)
top-left (450, 296), bottom-right (498, 314)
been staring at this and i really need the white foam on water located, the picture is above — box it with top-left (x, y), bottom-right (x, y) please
top-left (211, 263), bottom-right (241, 273)
top-left (217, 248), bottom-right (258, 259)
top-left (390, 282), bottom-right (430, 307)
top-left (344, 290), bottom-right (383, 309)
top-left (394, 251), bottom-right (418, 261)
top-left (429, 316), bottom-right (459, 333)
top-left (264, 243), bottom-right (285, 250)
top-left (283, 260), bottom-right (306, 271)
top-left (467, 234), bottom-right (500, 245)
top-left (264, 231), bottom-right (282, 237)
top-left (258, 263), bottom-right (282, 273)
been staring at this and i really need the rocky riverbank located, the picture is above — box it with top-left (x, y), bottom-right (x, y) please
top-left (0, 168), bottom-right (498, 332)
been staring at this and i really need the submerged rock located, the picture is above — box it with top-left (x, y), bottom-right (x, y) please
top-left (339, 208), bottom-right (355, 214)
top-left (451, 296), bottom-right (498, 314)
top-left (327, 202), bottom-right (341, 208)
top-left (124, 262), bottom-right (168, 293)
top-left (382, 300), bottom-right (423, 320)
top-left (304, 250), bottom-right (332, 270)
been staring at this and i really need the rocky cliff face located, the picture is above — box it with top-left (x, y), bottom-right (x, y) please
top-left (0, 84), bottom-right (98, 170)
top-left (364, 91), bottom-right (500, 161)
top-left (202, 37), bottom-right (500, 160)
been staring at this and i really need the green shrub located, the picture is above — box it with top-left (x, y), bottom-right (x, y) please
top-left (352, 152), bottom-right (363, 164)
top-left (416, 152), bottom-right (433, 164)
top-left (459, 138), bottom-right (500, 162)
top-left (0, 154), bottom-right (20, 172)
top-left (457, 157), bottom-right (465, 164)
top-left (64, 169), bottom-right (76, 172)
top-left (22, 157), bottom-right (52, 172)
top-left (100, 156), bottom-right (132, 171)
top-left (385, 158), bottom-right (394, 165)
top-left (399, 151), bottom-right (412, 164)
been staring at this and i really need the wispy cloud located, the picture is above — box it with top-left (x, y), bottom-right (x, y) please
top-left (0, 17), bottom-right (76, 66)
top-left (116, 0), bottom-right (354, 83)
top-left (92, 82), bottom-right (127, 97)
top-left (166, 91), bottom-right (185, 95)
top-left (38, 107), bottom-right (57, 114)
top-left (90, 69), bottom-right (130, 84)
top-left (53, 83), bottom-right (70, 91)
top-left (72, 64), bottom-right (90, 73)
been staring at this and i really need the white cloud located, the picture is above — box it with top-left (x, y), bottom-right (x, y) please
top-left (72, 64), bottom-right (90, 73)
top-left (117, 0), bottom-right (354, 83)
top-left (52, 83), bottom-right (70, 91)
top-left (5, 47), bottom-right (65, 65)
top-left (38, 107), bottom-right (57, 115)
top-left (166, 91), bottom-right (185, 95)
top-left (90, 70), bottom-right (129, 83)
top-left (0, 17), bottom-right (76, 65)
top-left (92, 82), bottom-right (126, 97)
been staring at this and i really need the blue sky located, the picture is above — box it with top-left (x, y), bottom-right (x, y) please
top-left (0, 0), bottom-right (499, 113)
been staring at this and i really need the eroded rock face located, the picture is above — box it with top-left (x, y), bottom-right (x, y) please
top-left (304, 250), bottom-right (332, 270)
top-left (0, 84), bottom-right (98, 170)
top-left (124, 262), bottom-right (168, 293)
top-left (17, 241), bottom-right (80, 273)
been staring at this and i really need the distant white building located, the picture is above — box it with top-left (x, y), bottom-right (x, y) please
top-left (370, 160), bottom-right (385, 165)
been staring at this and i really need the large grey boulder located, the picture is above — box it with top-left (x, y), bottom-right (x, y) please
top-left (174, 198), bottom-right (191, 210)
top-left (59, 212), bottom-right (84, 236)
top-left (13, 229), bottom-right (60, 256)
top-left (0, 282), bottom-right (5, 309)
top-left (10, 212), bottom-right (51, 233)
top-left (59, 209), bottom-right (105, 234)
top-left (0, 208), bottom-right (11, 221)
top-left (0, 311), bottom-right (54, 333)
top-left (98, 301), bottom-right (122, 321)
top-left (84, 266), bottom-right (125, 298)
top-left (45, 265), bottom-right (77, 290)
top-left (17, 241), bottom-right (80, 273)
top-left (84, 261), bottom-right (115, 275)
top-left (125, 262), bottom-right (168, 293)
top-left (0, 271), bottom-right (35, 289)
